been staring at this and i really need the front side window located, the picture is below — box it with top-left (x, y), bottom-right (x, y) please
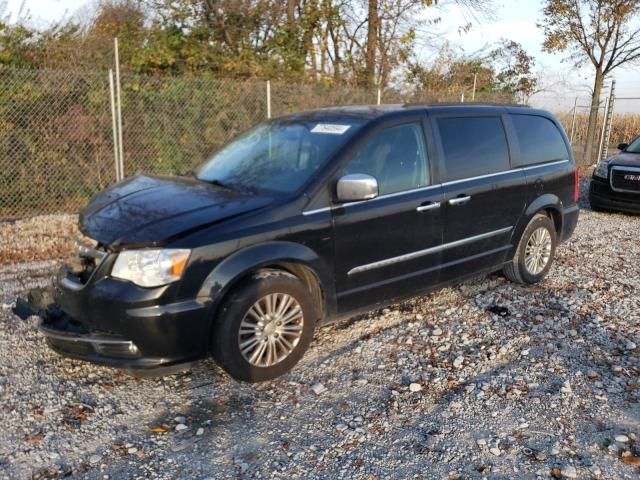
top-left (511, 114), bottom-right (569, 166)
top-left (625, 136), bottom-right (640, 153)
top-left (437, 116), bottom-right (510, 182)
top-left (342, 123), bottom-right (429, 196)
top-left (197, 119), bottom-right (363, 194)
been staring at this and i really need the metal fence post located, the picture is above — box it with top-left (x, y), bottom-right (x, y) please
top-left (114, 38), bottom-right (124, 179)
top-left (569, 96), bottom-right (578, 144)
top-left (599, 80), bottom-right (616, 161)
top-left (108, 69), bottom-right (120, 181)
top-left (266, 80), bottom-right (272, 119)
top-left (597, 93), bottom-right (610, 163)
top-left (472, 73), bottom-right (477, 101)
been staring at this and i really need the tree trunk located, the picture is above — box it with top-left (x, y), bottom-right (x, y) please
top-left (287, 0), bottom-right (296, 25)
top-left (365, 0), bottom-right (378, 87)
top-left (583, 70), bottom-right (604, 165)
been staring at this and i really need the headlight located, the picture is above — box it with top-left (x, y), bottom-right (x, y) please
top-left (594, 160), bottom-right (609, 179)
top-left (111, 249), bottom-right (190, 287)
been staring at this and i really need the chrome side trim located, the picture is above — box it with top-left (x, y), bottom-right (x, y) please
top-left (347, 226), bottom-right (513, 275)
top-left (441, 169), bottom-right (514, 187)
top-left (302, 184), bottom-right (440, 214)
top-left (521, 159), bottom-right (569, 171)
top-left (302, 206), bottom-right (332, 216)
top-left (441, 160), bottom-right (569, 187)
top-left (302, 160), bottom-right (571, 215)
top-left (341, 183), bottom-right (440, 208)
top-left (610, 165), bottom-right (640, 193)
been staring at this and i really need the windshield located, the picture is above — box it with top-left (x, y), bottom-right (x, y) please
top-left (625, 136), bottom-right (640, 153)
top-left (196, 119), bottom-right (363, 194)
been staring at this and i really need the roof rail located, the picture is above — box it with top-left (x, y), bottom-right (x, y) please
top-left (403, 102), bottom-right (530, 108)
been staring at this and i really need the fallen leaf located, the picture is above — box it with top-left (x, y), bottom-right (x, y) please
top-left (150, 425), bottom-right (169, 433)
top-left (621, 456), bottom-right (640, 467)
top-left (25, 433), bottom-right (44, 444)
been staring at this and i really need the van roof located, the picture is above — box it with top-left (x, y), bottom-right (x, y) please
top-left (275, 103), bottom-right (546, 123)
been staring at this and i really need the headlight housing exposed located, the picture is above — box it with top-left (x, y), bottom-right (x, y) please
top-left (593, 160), bottom-right (610, 179)
top-left (111, 249), bottom-right (190, 287)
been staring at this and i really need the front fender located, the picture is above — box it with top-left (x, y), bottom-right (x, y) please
top-left (197, 240), bottom-right (335, 316)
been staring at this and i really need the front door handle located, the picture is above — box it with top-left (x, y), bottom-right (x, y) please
top-left (416, 202), bottom-right (441, 212)
top-left (449, 195), bottom-right (471, 206)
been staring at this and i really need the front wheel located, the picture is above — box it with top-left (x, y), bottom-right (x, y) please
top-left (504, 213), bottom-right (557, 284)
top-left (211, 270), bottom-right (317, 382)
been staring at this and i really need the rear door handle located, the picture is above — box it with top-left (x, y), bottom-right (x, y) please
top-left (416, 202), bottom-right (440, 212)
top-left (449, 195), bottom-right (471, 206)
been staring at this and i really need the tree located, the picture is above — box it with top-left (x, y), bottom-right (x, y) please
top-left (365, 0), bottom-right (378, 87)
top-left (490, 39), bottom-right (537, 102)
top-left (406, 40), bottom-right (536, 103)
top-left (540, 0), bottom-right (640, 164)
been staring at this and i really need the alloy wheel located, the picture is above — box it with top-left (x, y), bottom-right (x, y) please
top-left (237, 293), bottom-right (304, 367)
top-left (524, 227), bottom-right (552, 275)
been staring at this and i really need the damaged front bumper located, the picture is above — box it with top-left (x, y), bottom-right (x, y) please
top-left (38, 308), bottom-right (151, 368)
top-left (14, 243), bottom-right (211, 377)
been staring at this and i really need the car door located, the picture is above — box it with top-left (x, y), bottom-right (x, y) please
top-left (332, 117), bottom-right (444, 313)
top-left (432, 114), bottom-right (527, 282)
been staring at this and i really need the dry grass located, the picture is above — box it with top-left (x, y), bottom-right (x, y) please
top-left (557, 111), bottom-right (640, 149)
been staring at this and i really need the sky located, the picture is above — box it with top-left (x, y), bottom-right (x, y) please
top-left (3, 0), bottom-right (640, 112)
top-left (435, 1), bottom-right (640, 112)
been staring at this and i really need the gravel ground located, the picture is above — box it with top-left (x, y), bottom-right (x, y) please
top-left (1, 180), bottom-right (639, 480)
top-left (0, 215), bottom-right (80, 265)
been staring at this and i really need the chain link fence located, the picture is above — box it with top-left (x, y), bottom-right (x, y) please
top-left (0, 67), bottom-right (114, 218)
top-left (0, 65), bottom-right (556, 220)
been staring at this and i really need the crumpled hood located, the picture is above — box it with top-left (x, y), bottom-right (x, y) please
top-left (608, 152), bottom-right (640, 168)
top-left (79, 174), bottom-right (273, 247)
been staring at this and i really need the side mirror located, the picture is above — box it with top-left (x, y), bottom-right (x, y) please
top-left (618, 143), bottom-right (628, 151)
top-left (336, 173), bottom-right (378, 202)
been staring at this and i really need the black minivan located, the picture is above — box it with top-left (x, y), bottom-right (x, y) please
top-left (35, 104), bottom-right (579, 382)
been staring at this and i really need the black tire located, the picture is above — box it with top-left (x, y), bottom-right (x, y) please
top-left (211, 270), bottom-right (317, 382)
top-left (503, 213), bottom-right (557, 284)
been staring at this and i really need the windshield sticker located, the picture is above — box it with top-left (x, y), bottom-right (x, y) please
top-left (311, 124), bottom-right (351, 134)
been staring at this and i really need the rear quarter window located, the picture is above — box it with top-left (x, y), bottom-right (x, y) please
top-left (511, 114), bottom-right (569, 167)
top-left (436, 116), bottom-right (510, 182)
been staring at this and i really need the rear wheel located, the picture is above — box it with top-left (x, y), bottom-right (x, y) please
top-left (504, 213), bottom-right (557, 284)
top-left (211, 270), bottom-right (316, 382)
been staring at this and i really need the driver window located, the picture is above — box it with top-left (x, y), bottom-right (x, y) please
top-left (343, 122), bottom-right (429, 196)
